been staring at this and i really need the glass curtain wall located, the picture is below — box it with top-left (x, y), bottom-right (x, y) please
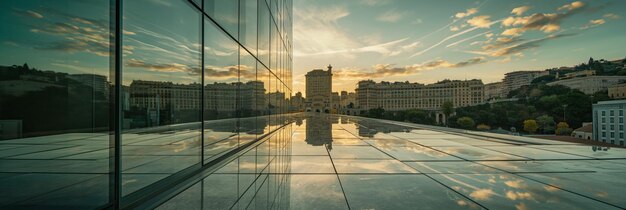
top-left (0, 0), bottom-right (293, 208)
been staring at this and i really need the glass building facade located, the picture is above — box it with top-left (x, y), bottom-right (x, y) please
top-left (0, 0), bottom-right (293, 208)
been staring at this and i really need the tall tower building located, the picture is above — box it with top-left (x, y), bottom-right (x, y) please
top-left (305, 65), bottom-right (333, 113)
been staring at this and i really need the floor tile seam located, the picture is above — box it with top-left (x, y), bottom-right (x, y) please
top-left (1, 145), bottom-right (81, 159)
top-left (5, 173), bottom-right (106, 206)
top-left (477, 144), bottom-right (596, 160)
top-left (326, 146), bottom-right (352, 210)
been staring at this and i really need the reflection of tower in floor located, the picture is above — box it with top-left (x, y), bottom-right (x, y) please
top-left (305, 116), bottom-right (333, 150)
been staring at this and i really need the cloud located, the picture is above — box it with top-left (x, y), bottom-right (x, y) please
top-left (511, 6), bottom-right (531, 16)
top-left (13, 9), bottom-right (44, 19)
top-left (295, 37), bottom-right (408, 57)
top-left (450, 26), bottom-right (460, 32)
top-left (603, 13), bottom-right (621, 20)
top-left (412, 18), bottom-right (423, 24)
top-left (359, 0), bottom-right (393, 6)
top-left (18, 9), bottom-right (115, 57)
top-left (501, 1), bottom-right (587, 36)
top-left (455, 8), bottom-right (478, 19)
top-left (467, 15), bottom-right (494, 28)
top-left (411, 19), bottom-right (502, 57)
top-left (501, 28), bottom-right (525, 37)
top-left (580, 19), bottom-right (606, 29)
top-left (333, 57), bottom-right (486, 78)
top-left (377, 10), bottom-right (405, 23)
top-left (126, 59), bottom-right (191, 73)
top-left (293, 5), bottom-right (359, 58)
top-left (489, 33), bottom-right (576, 57)
top-left (126, 59), bottom-right (257, 80)
top-left (557, 1), bottom-right (585, 11)
top-left (446, 31), bottom-right (491, 48)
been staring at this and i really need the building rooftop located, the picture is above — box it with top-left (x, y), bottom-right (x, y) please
top-left (2, 114), bottom-right (626, 209)
top-left (153, 114), bottom-right (626, 209)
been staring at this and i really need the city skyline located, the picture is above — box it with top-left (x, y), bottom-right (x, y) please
top-left (293, 0), bottom-right (626, 95)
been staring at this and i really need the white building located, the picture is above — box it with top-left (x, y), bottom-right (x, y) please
top-left (592, 100), bottom-right (626, 146)
top-left (608, 83), bottom-right (626, 99)
top-left (548, 76), bottom-right (626, 95)
top-left (356, 79), bottom-right (484, 111)
top-left (484, 82), bottom-right (504, 100)
top-left (503, 70), bottom-right (549, 95)
top-left (305, 65), bottom-right (333, 113)
top-left (572, 122), bottom-right (593, 140)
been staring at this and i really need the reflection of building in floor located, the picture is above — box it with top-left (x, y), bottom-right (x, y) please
top-left (305, 115), bottom-right (333, 150)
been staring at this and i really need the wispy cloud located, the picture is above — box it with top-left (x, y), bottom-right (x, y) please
top-left (603, 13), bottom-right (621, 20)
top-left (446, 31), bottom-right (492, 48)
top-left (334, 57), bottom-right (486, 78)
top-left (468, 33), bottom-right (577, 57)
top-left (411, 19), bottom-right (501, 57)
top-left (376, 10), bottom-right (405, 23)
top-left (580, 19), bottom-right (606, 29)
top-left (359, 0), bottom-right (393, 7)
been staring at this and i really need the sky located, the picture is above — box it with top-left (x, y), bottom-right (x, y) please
top-left (292, 0), bottom-right (626, 95)
top-left (1, 0), bottom-right (625, 97)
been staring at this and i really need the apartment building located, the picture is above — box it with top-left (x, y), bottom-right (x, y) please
top-left (593, 100), bottom-right (626, 146)
top-left (548, 76), bottom-right (626, 94)
top-left (356, 79), bottom-right (484, 111)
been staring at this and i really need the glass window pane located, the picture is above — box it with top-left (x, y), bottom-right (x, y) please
top-left (239, 48), bottom-right (257, 142)
top-left (204, 0), bottom-right (238, 39)
top-left (0, 0), bottom-right (112, 208)
top-left (240, 0), bottom-right (257, 55)
top-left (203, 17), bottom-right (239, 163)
top-left (258, 0), bottom-right (270, 66)
top-left (122, 0), bottom-right (201, 196)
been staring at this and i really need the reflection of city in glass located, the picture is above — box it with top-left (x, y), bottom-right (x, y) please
top-left (0, 0), bottom-right (292, 208)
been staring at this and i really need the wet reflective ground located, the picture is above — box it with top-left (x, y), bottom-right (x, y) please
top-left (157, 114), bottom-right (626, 210)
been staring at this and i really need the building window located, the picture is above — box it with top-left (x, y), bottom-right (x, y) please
top-left (610, 118), bottom-right (614, 123)
top-left (620, 133), bottom-right (624, 138)
top-left (602, 118), bottom-right (606, 123)
top-left (611, 125), bottom-right (615, 130)
top-left (620, 110), bottom-right (624, 116)
top-left (602, 111), bottom-right (606, 116)
top-left (610, 132), bottom-right (615, 138)
top-left (611, 110), bottom-right (614, 116)
top-left (602, 132), bottom-right (606, 137)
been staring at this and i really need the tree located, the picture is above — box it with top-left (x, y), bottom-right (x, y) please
top-left (442, 101), bottom-right (454, 125)
top-left (457, 117), bottom-right (475, 130)
top-left (523, 119), bottom-right (539, 134)
top-left (536, 115), bottom-right (555, 134)
top-left (556, 122), bottom-right (572, 135)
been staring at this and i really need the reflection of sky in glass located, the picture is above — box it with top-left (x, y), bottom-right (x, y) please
top-left (123, 0), bottom-right (200, 85)
top-left (0, 0), bottom-right (110, 76)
